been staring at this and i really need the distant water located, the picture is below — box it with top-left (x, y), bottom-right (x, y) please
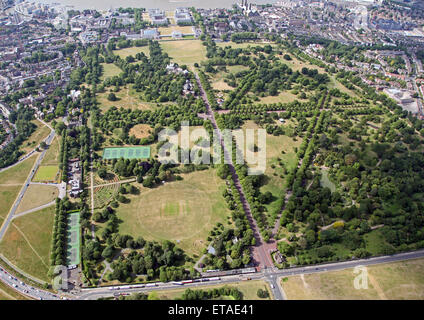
top-left (35, 0), bottom-right (276, 10)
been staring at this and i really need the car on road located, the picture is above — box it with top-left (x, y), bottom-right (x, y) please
top-left (270, 284), bottom-right (274, 289)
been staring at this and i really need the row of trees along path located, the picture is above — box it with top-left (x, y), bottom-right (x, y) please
top-left (195, 73), bottom-right (275, 269)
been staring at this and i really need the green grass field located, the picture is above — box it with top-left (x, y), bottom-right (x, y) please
top-left (32, 165), bottom-right (59, 182)
top-left (281, 258), bottom-right (424, 300)
top-left (97, 86), bottom-right (168, 112)
top-left (102, 146), bottom-right (151, 160)
top-left (101, 63), bottom-right (122, 81)
top-left (114, 169), bottom-right (231, 257)
top-left (113, 46), bottom-right (150, 59)
top-left (240, 121), bottom-right (302, 220)
top-left (0, 185), bottom-right (21, 222)
top-left (40, 136), bottom-right (60, 166)
top-left (160, 40), bottom-right (207, 69)
top-left (0, 206), bottom-right (54, 282)
top-left (0, 155), bottom-right (37, 185)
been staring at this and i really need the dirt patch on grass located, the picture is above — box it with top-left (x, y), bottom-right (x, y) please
top-left (129, 124), bottom-right (153, 139)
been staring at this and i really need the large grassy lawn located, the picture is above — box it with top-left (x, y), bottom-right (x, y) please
top-left (101, 63), bottom-right (122, 81)
top-left (97, 86), bottom-right (172, 112)
top-left (20, 120), bottom-right (50, 155)
top-left (114, 169), bottom-right (231, 257)
top-left (40, 136), bottom-right (60, 166)
top-left (160, 40), bottom-right (207, 69)
top-left (15, 185), bottom-right (58, 214)
top-left (0, 154), bottom-right (37, 185)
top-left (150, 280), bottom-right (273, 300)
top-left (113, 46), bottom-right (150, 59)
top-left (240, 121), bottom-right (302, 218)
top-left (0, 206), bottom-right (54, 282)
top-left (0, 185), bottom-right (21, 222)
top-left (158, 26), bottom-right (194, 36)
top-left (32, 165), bottom-right (59, 182)
top-left (281, 258), bottom-right (424, 300)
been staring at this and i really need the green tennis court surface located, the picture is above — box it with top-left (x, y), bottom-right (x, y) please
top-left (66, 212), bottom-right (80, 266)
top-left (102, 147), bottom-right (151, 160)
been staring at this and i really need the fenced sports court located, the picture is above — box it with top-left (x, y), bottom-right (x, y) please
top-left (102, 147), bottom-right (151, 160)
top-left (66, 212), bottom-right (80, 266)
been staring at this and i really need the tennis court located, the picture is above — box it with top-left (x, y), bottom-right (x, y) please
top-left (102, 147), bottom-right (151, 160)
top-left (65, 212), bottom-right (80, 266)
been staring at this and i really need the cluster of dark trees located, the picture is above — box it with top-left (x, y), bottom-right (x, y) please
top-left (23, 51), bottom-right (58, 64)
top-left (197, 165), bottom-right (254, 270)
top-left (180, 286), bottom-right (243, 300)
top-left (231, 32), bottom-right (259, 43)
top-left (0, 108), bottom-right (36, 168)
top-left (102, 41), bottom-right (194, 103)
top-left (50, 198), bottom-right (73, 266)
top-left (84, 237), bottom-right (190, 283)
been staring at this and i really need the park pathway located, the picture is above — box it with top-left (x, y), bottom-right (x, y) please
top-left (195, 72), bottom-right (275, 269)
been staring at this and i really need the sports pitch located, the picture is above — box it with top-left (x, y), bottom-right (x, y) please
top-left (102, 147), bottom-right (151, 160)
top-left (66, 212), bottom-right (80, 266)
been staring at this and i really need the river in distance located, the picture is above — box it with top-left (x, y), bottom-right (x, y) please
top-left (35, 0), bottom-right (277, 11)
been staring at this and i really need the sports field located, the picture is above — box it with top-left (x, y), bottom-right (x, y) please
top-left (65, 212), bottom-right (80, 266)
top-left (32, 165), bottom-right (59, 182)
top-left (102, 147), bottom-right (151, 160)
top-left (159, 40), bottom-right (207, 69)
top-left (0, 206), bottom-right (54, 282)
top-left (281, 258), bottom-right (424, 300)
top-left (115, 169), bottom-right (231, 256)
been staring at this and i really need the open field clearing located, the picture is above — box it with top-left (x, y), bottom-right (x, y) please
top-left (115, 169), bottom-right (230, 257)
top-left (97, 86), bottom-right (172, 112)
top-left (113, 46), bottom-right (150, 59)
top-left (258, 91), bottom-right (304, 104)
top-left (129, 124), bottom-right (153, 139)
top-left (158, 26), bottom-right (194, 36)
top-left (0, 185), bottom-right (21, 222)
top-left (15, 184), bottom-right (58, 214)
top-left (320, 168), bottom-right (336, 192)
top-left (32, 165), bottom-right (59, 182)
top-left (0, 281), bottom-right (30, 300)
top-left (20, 120), bottom-right (50, 155)
top-left (0, 206), bottom-right (54, 282)
top-left (209, 65), bottom-right (249, 91)
top-left (0, 154), bottom-right (37, 185)
top-left (160, 40), bottom-right (207, 69)
top-left (281, 258), bottom-right (424, 300)
top-left (101, 63), bottom-right (122, 80)
top-left (240, 121), bottom-right (302, 215)
top-left (150, 280), bottom-right (273, 300)
top-left (40, 136), bottom-right (60, 166)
